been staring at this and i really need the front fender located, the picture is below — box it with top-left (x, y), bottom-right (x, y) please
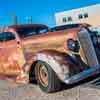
top-left (35, 50), bottom-right (72, 81)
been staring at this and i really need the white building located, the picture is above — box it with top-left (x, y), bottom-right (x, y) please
top-left (55, 4), bottom-right (100, 27)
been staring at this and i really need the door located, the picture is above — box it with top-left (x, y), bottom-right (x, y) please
top-left (0, 31), bottom-right (25, 76)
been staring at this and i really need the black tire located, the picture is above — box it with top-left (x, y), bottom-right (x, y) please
top-left (35, 61), bottom-right (61, 93)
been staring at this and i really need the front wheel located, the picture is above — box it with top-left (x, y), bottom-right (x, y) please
top-left (35, 61), bottom-right (61, 93)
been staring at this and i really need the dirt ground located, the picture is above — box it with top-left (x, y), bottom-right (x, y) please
top-left (0, 75), bottom-right (100, 100)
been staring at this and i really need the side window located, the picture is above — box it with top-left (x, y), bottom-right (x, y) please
top-left (20, 32), bottom-right (37, 38)
top-left (39, 29), bottom-right (48, 34)
top-left (0, 32), bottom-right (15, 42)
top-left (18, 28), bottom-right (48, 38)
top-left (0, 33), bottom-right (4, 42)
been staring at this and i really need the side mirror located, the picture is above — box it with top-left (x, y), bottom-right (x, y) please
top-left (67, 39), bottom-right (80, 52)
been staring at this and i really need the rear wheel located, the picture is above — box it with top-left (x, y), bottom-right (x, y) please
top-left (35, 61), bottom-right (61, 93)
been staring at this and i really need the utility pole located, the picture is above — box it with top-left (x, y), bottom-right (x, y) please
top-left (26, 16), bottom-right (32, 24)
top-left (12, 15), bottom-right (18, 25)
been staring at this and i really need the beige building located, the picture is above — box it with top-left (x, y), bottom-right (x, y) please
top-left (55, 4), bottom-right (100, 27)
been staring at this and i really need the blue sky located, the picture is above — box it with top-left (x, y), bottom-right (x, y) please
top-left (0, 0), bottom-right (99, 27)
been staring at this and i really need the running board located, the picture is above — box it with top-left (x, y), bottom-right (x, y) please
top-left (64, 65), bottom-right (100, 84)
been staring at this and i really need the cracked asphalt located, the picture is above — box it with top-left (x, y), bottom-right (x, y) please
top-left (0, 74), bottom-right (100, 100)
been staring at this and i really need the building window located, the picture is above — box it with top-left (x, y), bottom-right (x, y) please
top-left (62, 17), bottom-right (67, 23)
top-left (78, 14), bottom-right (83, 19)
top-left (68, 16), bottom-right (72, 21)
top-left (84, 13), bottom-right (88, 18)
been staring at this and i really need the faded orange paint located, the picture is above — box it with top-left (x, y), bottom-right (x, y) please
top-left (0, 24), bottom-right (83, 83)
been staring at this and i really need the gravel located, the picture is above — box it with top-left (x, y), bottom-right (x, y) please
top-left (0, 76), bottom-right (100, 100)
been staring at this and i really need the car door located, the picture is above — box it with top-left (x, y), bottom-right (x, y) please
top-left (0, 31), bottom-right (25, 76)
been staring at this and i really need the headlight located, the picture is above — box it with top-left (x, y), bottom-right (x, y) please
top-left (67, 39), bottom-right (80, 52)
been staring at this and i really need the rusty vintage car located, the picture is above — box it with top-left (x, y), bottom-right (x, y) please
top-left (0, 23), bottom-right (100, 93)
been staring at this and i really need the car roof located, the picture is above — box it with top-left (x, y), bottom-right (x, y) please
top-left (8, 24), bottom-right (48, 30)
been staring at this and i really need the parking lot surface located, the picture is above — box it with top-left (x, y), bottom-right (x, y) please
top-left (0, 75), bottom-right (100, 100)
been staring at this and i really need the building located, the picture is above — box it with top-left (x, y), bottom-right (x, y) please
top-left (55, 4), bottom-right (100, 27)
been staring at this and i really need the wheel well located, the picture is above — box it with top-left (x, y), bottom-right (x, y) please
top-left (29, 61), bottom-right (38, 83)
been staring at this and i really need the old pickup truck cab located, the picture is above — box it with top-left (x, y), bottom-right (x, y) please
top-left (0, 23), bottom-right (100, 93)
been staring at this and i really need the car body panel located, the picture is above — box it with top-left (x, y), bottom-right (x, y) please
top-left (0, 24), bottom-right (89, 83)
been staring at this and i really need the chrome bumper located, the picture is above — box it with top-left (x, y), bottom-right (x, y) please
top-left (64, 65), bottom-right (100, 84)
